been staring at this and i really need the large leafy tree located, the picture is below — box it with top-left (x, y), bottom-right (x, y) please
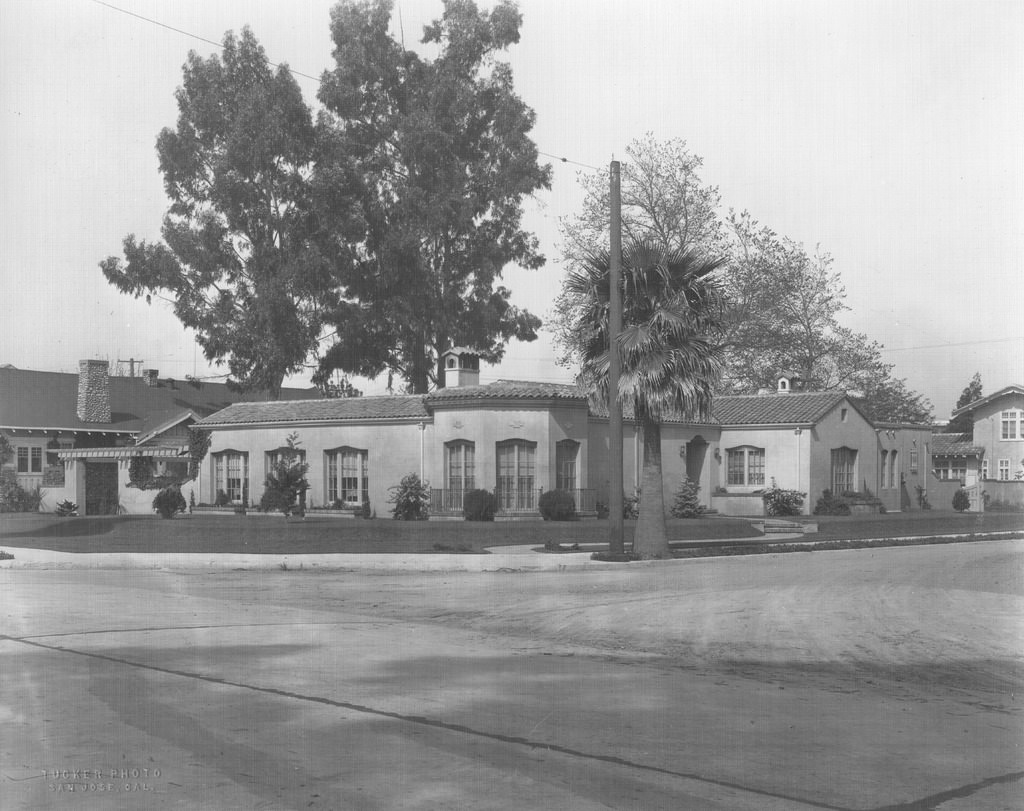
top-left (314, 0), bottom-right (549, 393)
top-left (100, 28), bottom-right (330, 398)
top-left (557, 242), bottom-right (726, 559)
top-left (557, 137), bottom-right (932, 424)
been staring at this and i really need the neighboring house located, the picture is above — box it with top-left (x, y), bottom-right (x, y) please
top-left (939, 384), bottom-right (1024, 510)
top-left (947, 384), bottom-right (1024, 482)
top-left (195, 357), bottom-right (932, 518)
top-left (929, 433), bottom-right (984, 484)
top-left (0, 361), bottom-right (315, 514)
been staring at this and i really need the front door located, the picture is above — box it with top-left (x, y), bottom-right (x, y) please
top-left (84, 462), bottom-right (119, 515)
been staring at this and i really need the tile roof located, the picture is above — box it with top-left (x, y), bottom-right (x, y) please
top-left (930, 433), bottom-right (984, 457)
top-left (712, 391), bottom-right (849, 426)
top-left (0, 366), bottom-right (316, 434)
top-left (196, 395), bottom-right (429, 426)
top-left (427, 380), bottom-right (586, 402)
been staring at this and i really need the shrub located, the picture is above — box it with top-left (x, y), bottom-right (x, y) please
top-left (952, 488), bottom-right (971, 512)
top-left (0, 472), bottom-right (43, 513)
top-left (595, 500), bottom-right (610, 519)
top-left (359, 497), bottom-right (374, 519)
top-left (623, 492), bottom-right (640, 519)
top-left (762, 479), bottom-right (805, 516)
top-left (215, 489), bottom-right (231, 507)
top-left (152, 485), bottom-right (187, 519)
top-left (55, 499), bottom-right (78, 517)
top-left (915, 484), bottom-right (931, 510)
top-left (670, 477), bottom-right (704, 518)
top-left (463, 489), bottom-right (496, 521)
top-left (539, 489), bottom-right (577, 521)
top-left (389, 473), bottom-right (430, 520)
top-left (813, 489), bottom-right (851, 516)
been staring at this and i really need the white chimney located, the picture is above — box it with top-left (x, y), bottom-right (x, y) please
top-left (441, 348), bottom-right (481, 388)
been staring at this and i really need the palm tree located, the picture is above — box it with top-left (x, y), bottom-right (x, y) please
top-left (559, 241), bottom-right (726, 559)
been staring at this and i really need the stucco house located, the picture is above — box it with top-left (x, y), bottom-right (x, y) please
top-left (195, 353), bottom-right (932, 517)
top-left (0, 360), bottom-right (315, 514)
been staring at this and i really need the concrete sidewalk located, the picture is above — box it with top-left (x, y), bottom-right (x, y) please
top-left (0, 536), bottom-right (806, 572)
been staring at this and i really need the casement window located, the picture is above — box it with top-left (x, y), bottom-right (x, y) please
top-left (555, 439), bottom-right (579, 491)
top-left (726, 446), bottom-right (765, 487)
top-left (880, 450), bottom-right (888, 488)
top-left (981, 459), bottom-right (989, 480)
top-left (213, 451), bottom-right (248, 503)
top-left (445, 441), bottom-right (476, 493)
top-left (831, 447), bottom-right (857, 494)
top-left (496, 439), bottom-right (536, 510)
top-left (1000, 410), bottom-right (1023, 440)
top-left (888, 450), bottom-right (898, 489)
top-left (16, 446), bottom-right (43, 474)
top-left (998, 459), bottom-right (1011, 480)
top-left (326, 447), bottom-right (368, 506)
top-left (909, 450), bottom-right (919, 473)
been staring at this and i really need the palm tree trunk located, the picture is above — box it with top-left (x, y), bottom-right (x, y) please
top-left (634, 417), bottom-right (671, 559)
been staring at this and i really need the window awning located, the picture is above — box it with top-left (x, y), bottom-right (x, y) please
top-left (57, 446), bottom-right (187, 460)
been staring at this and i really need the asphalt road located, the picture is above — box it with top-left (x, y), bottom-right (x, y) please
top-left (2, 541), bottom-right (1022, 810)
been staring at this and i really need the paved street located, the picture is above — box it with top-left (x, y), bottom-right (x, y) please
top-left (2, 541), bottom-right (1022, 810)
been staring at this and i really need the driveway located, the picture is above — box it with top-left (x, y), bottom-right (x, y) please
top-left (2, 541), bottom-right (1022, 809)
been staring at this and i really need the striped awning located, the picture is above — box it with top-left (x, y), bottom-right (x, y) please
top-left (57, 446), bottom-right (187, 460)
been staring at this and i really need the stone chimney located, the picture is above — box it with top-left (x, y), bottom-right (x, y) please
top-left (143, 369), bottom-right (159, 387)
top-left (77, 360), bottom-right (111, 423)
top-left (441, 348), bottom-right (481, 388)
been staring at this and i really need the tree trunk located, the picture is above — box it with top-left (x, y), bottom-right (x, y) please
top-left (634, 417), bottom-right (671, 559)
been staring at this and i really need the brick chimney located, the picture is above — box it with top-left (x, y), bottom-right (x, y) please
top-left (77, 360), bottom-right (111, 423)
top-left (143, 369), bottom-right (159, 387)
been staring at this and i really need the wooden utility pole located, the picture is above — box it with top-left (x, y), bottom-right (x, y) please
top-left (608, 161), bottom-right (624, 555)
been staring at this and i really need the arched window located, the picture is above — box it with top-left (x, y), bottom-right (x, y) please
top-left (831, 447), bottom-right (857, 494)
top-left (726, 446), bottom-right (764, 487)
top-left (325, 447), bottom-right (368, 506)
top-left (212, 450), bottom-right (248, 504)
top-left (445, 440), bottom-right (475, 493)
top-left (555, 439), bottom-right (579, 491)
top-left (496, 439), bottom-right (536, 510)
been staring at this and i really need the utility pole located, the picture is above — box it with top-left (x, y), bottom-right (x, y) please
top-left (608, 161), bottom-right (624, 555)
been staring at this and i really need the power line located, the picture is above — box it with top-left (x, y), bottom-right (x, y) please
top-left (880, 336), bottom-right (1024, 353)
top-left (91, 1), bottom-right (605, 173)
top-left (88, 0), bottom-right (323, 84)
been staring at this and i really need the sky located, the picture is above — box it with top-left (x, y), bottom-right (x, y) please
top-left (1, 0), bottom-right (1021, 418)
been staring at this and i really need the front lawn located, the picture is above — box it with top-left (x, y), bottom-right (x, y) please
top-left (0, 513), bottom-right (761, 555)
top-left (0, 510), bottom-right (1018, 556)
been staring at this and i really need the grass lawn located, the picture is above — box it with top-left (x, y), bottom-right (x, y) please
top-left (0, 513), bottom-right (762, 555)
top-left (0, 510), bottom-right (1020, 556)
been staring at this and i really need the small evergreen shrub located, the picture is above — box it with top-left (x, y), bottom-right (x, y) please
top-left (55, 499), bottom-right (78, 517)
top-left (539, 489), bottom-right (577, 521)
top-left (0, 472), bottom-right (43, 513)
top-left (762, 479), bottom-right (805, 516)
top-left (670, 477), bottom-right (704, 518)
top-left (262, 434), bottom-right (310, 517)
top-left (623, 493), bottom-right (640, 519)
top-left (215, 489), bottom-right (231, 507)
top-left (813, 489), bottom-right (851, 516)
top-left (153, 485), bottom-right (187, 518)
top-left (463, 489), bottom-right (496, 521)
top-left (389, 473), bottom-right (430, 520)
top-left (915, 484), bottom-right (932, 510)
top-left (359, 497), bottom-right (374, 519)
top-left (952, 488), bottom-right (971, 512)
